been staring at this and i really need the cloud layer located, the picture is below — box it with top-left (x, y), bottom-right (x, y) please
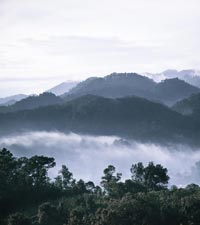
top-left (1, 131), bottom-right (200, 187)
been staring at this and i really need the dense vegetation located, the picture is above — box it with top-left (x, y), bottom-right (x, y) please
top-left (0, 73), bottom-right (200, 146)
top-left (63, 73), bottom-right (200, 105)
top-left (1, 148), bottom-right (200, 225)
top-left (0, 95), bottom-right (199, 146)
top-left (0, 92), bottom-right (63, 113)
top-left (173, 93), bottom-right (200, 118)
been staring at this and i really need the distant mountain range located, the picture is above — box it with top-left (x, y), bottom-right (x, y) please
top-left (1, 71), bottom-right (200, 146)
top-left (0, 92), bottom-right (63, 113)
top-left (146, 69), bottom-right (200, 88)
top-left (62, 73), bottom-right (200, 106)
top-left (0, 94), bottom-right (27, 106)
top-left (0, 73), bottom-right (199, 113)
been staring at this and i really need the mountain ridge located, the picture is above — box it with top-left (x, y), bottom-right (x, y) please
top-left (47, 81), bottom-right (79, 95)
top-left (0, 92), bottom-right (63, 113)
top-left (62, 73), bottom-right (200, 106)
top-left (0, 94), bottom-right (199, 146)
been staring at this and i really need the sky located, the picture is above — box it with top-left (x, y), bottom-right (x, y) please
top-left (1, 0), bottom-right (200, 97)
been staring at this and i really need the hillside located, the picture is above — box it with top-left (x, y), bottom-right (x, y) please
top-left (62, 73), bottom-right (199, 105)
top-left (153, 78), bottom-right (200, 105)
top-left (62, 73), bottom-right (157, 101)
top-left (172, 93), bottom-right (200, 118)
top-left (0, 92), bottom-right (63, 113)
top-left (0, 94), bottom-right (27, 106)
top-left (0, 95), bottom-right (199, 145)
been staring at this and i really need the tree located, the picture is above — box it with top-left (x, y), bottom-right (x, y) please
top-left (85, 181), bottom-right (95, 192)
top-left (101, 165), bottom-right (122, 196)
top-left (68, 208), bottom-right (85, 225)
top-left (54, 165), bottom-right (75, 190)
top-left (8, 213), bottom-right (31, 225)
top-left (23, 156), bottom-right (55, 187)
top-left (144, 162), bottom-right (169, 190)
top-left (38, 202), bottom-right (58, 225)
top-left (74, 179), bottom-right (87, 194)
top-left (130, 162), bottom-right (144, 182)
top-left (94, 193), bottom-right (161, 225)
top-left (0, 148), bottom-right (17, 196)
top-left (131, 162), bottom-right (169, 190)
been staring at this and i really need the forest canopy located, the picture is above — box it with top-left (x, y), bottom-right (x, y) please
top-left (1, 148), bottom-right (200, 225)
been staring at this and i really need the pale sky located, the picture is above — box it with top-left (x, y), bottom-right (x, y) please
top-left (1, 0), bottom-right (200, 97)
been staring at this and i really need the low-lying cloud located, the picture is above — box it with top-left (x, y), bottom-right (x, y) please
top-left (1, 131), bottom-right (200, 187)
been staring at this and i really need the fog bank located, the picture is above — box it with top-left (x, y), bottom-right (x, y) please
top-left (1, 131), bottom-right (200, 187)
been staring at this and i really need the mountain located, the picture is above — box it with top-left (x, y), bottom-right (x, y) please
top-left (64, 73), bottom-right (156, 99)
top-left (0, 95), bottom-right (199, 145)
top-left (152, 78), bottom-right (200, 106)
top-left (0, 92), bottom-right (63, 113)
top-left (172, 93), bottom-right (200, 118)
top-left (62, 73), bottom-right (200, 106)
top-left (62, 73), bottom-right (157, 102)
top-left (0, 94), bottom-right (27, 106)
top-left (146, 69), bottom-right (200, 88)
top-left (47, 81), bottom-right (79, 95)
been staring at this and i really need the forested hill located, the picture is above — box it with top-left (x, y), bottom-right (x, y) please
top-left (172, 93), bottom-right (200, 119)
top-left (0, 92), bottom-right (63, 113)
top-left (0, 95), bottom-right (199, 145)
top-left (62, 73), bottom-right (156, 101)
top-left (62, 73), bottom-right (200, 105)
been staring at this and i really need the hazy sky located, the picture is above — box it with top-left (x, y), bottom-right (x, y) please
top-left (1, 0), bottom-right (200, 96)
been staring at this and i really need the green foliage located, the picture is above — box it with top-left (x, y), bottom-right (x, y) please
top-left (100, 165), bottom-right (122, 196)
top-left (1, 94), bottom-right (199, 145)
top-left (0, 148), bottom-right (57, 217)
top-left (131, 162), bottom-right (169, 190)
top-left (54, 165), bottom-right (75, 190)
top-left (2, 148), bottom-right (200, 225)
top-left (0, 92), bottom-right (63, 113)
top-left (8, 213), bottom-right (31, 225)
top-left (38, 202), bottom-right (59, 225)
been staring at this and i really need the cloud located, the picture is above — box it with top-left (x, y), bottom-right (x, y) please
top-left (1, 131), bottom-right (200, 187)
top-left (1, 0), bottom-right (200, 96)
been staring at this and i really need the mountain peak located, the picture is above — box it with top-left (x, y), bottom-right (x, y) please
top-left (47, 81), bottom-right (78, 95)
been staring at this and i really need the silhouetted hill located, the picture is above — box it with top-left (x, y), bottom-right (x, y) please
top-left (0, 95), bottom-right (199, 145)
top-left (62, 73), bottom-right (199, 105)
top-left (172, 93), bottom-right (200, 119)
top-left (0, 94), bottom-right (27, 106)
top-left (153, 78), bottom-right (200, 105)
top-left (0, 92), bottom-right (63, 113)
top-left (62, 73), bottom-right (157, 102)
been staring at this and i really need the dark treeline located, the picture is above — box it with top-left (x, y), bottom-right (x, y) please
top-left (1, 148), bottom-right (200, 225)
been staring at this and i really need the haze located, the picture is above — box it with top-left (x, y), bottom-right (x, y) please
top-left (1, 0), bottom-right (200, 96)
top-left (1, 131), bottom-right (200, 187)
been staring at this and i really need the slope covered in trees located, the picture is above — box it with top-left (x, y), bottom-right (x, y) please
top-left (0, 95), bottom-right (199, 145)
top-left (172, 93), bottom-right (200, 120)
top-left (0, 94), bottom-right (27, 106)
top-left (152, 78), bottom-right (200, 105)
top-left (0, 92), bottom-right (63, 113)
top-left (62, 73), bottom-right (200, 105)
top-left (62, 73), bottom-right (156, 101)
top-left (1, 148), bottom-right (200, 225)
